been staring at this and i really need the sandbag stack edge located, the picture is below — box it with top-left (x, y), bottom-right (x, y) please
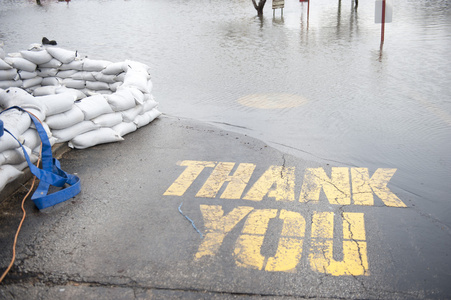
top-left (0, 41), bottom-right (161, 193)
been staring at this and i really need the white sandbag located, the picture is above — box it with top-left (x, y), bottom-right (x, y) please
top-left (82, 58), bottom-right (111, 72)
top-left (4, 57), bottom-right (37, 72)
top-left (91, 112), bottom-right (122, 127)
top-left (55, 87), bottom-right (86, 100)
top-left (115, 72), bottom-right (125, 82)
top-left (125, 60), bottom-right (151, 76)
top-left (68, 127), bottom-right (123, 149)
top-left (57, 69), bottom-right (78, 78)
top-left (129, 87), bottom-right (145, 105)
top-left (108, 82), bottom-right (121, 92)
top-left (88, 89), bottom-right (111, 95)
top-left (34, 93), bottom-right (76, 116)
top-left (24, 85), bottom-right (40, 93)
top-left (147, 79), bottom-right (153, 94)
top-left (20, 128), bottom-right (40, 151)
top-left (22, 77), bottom-right (43, 89)
top-left (133, 111), bottom-right (151, 129)
top-left (102, 61), bottom-right (126, 75)
top-left (52, 121), bottom-right (99, 143)
top-left (85, 80), bottom-right (110, 91)
top-left (75, 94), bottom-right (113, 120)
top-left (0, 87), bottom-right (33, 103)
top-left (0, 155), bottom-right (6, 166)
top-left (105, 90), bottom-right (136, 112)
top-left (0, 165), bottom-right (23, 192)
top-left (16, 70), bottom-right (37, 80)
top-left (0, 69), bottom-right (17, 80)
top-left (80, 88), bottom-right (98, 97)
top-left (112, 121), bottom-right (137, 137)
top-left (58, 60), bottom-right (84, 71)
top-left (20, 50), bottom-right (53, 65)
top-left (122, 69), bottom-right (150, 93)
top-left (142, 98), bottom-right (158, 113)
top-left (0, 87), bottom-right (44, 112)
top-left (33, 86), bottom-right (58, 96)
top-left (12, 160), bottom-right (32, 172)
top-left (149, 108), bottom-right (162, 120)
top-left (0, 80), bottom-right (23, 89)
top-left (41, 77), bottom-right (61, 86)
top-left (144, 93), bottom-right (155, 102)
top-left (36, 68), bottom-right (58, 77)
top-left (62, 78), bottom-right (85, 89)
top-left (46, 47), bottom-right (77, 64)
top-left (71, 71), bottom-right (95, 81)
top-left (0, 132), bottom-right (20, 153)
top-left (39, 58), bottom-right (62, 68)
top-left (92, 72), bottom-right (116, 83)
top-left (133, 108), bottom-right (161, 128)
top-left (0, 58), bottom-right (13, 70)
top-left (45, 105), bottom-right (84, 130)
top-left (121, 104), bottom-right (143, 122)
top-left (0, 109), bottom-right (32, 137)
top-left (49, 136), bottom-right (57, 146)
top-left (0, 146), bottom-right (37, 166)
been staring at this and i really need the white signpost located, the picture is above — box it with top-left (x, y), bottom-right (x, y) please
top-left (375, 0), bottom-right (392, 45)
top-left (375, 0), bottom-right (392, 23)
top-left (273, 0), bottom-right (284, 16)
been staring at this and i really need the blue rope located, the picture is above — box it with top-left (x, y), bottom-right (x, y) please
top-left (178, 202), bottom-right (203, 239)
top-left (0, 107), bottom-right (80, 210)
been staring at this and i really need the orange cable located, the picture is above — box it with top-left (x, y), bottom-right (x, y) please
top-left (0, 174), bottom-right (37, 283)
top-left (0, 109), bottom-right (43, 283)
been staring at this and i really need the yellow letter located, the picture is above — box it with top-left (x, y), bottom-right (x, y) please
top-left (243, 166), bottom-right (295, 201)
top-left (163, 160), bottom-right (216, 196)
top-left (351, 168), bottom-right (406, 207)
top-left (299, 168), bottom-right (351, 205)
top-left (195, 205), bottom-right (253, 260)
top-left (196, 162), bottom-right (256, 199)
top-left (235, 209), bottom-right (305, 272)
top-left (309, 212), bottom-right (369, 276)
top-left (265, 210), bottom-right (305, 272)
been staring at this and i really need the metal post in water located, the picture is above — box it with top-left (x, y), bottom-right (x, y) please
top-left (381, 0), bottom-right (386, 45)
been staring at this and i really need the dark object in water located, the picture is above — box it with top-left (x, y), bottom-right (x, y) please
top-left (42, 37), bottom-right (57, 46)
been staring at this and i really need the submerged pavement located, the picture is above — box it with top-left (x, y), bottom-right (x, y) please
top-left (0, 115), bottom-right (450, 299)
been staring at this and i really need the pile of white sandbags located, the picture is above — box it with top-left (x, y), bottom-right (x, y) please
top-left (0, 41), bottom-right (161, 193)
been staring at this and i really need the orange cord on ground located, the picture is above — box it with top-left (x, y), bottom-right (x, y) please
top-left (0, 109), bottom-right (43, 283)
top-left (0, 175), bottom-right (37, 283)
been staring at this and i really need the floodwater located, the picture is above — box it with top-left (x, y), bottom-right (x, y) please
top-left (1, 0), bottom-right (450, 223)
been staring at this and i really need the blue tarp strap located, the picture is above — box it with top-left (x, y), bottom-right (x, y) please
top-left (0, 106), bottom-right (81, 209)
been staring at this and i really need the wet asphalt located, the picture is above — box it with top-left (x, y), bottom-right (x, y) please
top-left (0, 114), bottom-right (450, 299)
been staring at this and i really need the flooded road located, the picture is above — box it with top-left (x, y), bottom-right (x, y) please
top-left (1, 0), bottom-right (451, 297)
top-left (2, 0), bottom-right (451, 235)
top-left (2, 0), bottom-right (450, 223)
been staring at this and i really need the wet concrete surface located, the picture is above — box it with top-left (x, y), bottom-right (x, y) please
top-left (1, 115), bottom-right (450, 299)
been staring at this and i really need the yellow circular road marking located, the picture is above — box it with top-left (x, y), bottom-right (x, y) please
top-left (237, 93), bottom-right (308, 109)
